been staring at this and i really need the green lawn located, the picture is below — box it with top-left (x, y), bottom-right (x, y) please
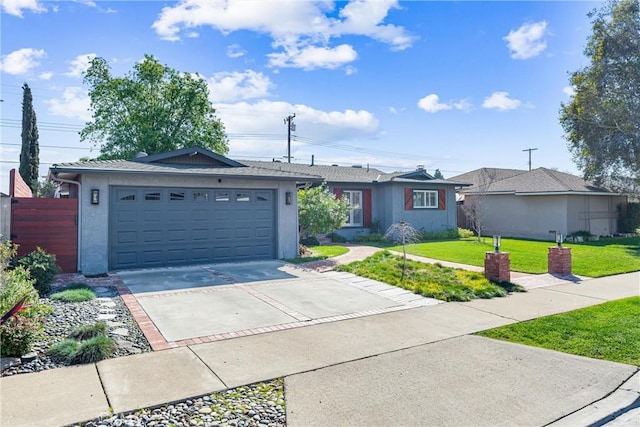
top-left (388, 237), bottom-right (640, 277)
top-left (476, 297), bottom-right (640, 366)
top-left (336, 251), bottom-right (524, 302)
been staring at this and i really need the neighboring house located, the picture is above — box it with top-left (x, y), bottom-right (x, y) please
top-left (451, 167), bottom-right (628, 240)
top-left (243, 160), bottom-right (470, 241)
top-left (48, 147), bottom-right (314, 274)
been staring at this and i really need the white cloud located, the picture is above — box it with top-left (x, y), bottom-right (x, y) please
top-left (1, 0), bottom-right (46, 17)
top-left (345, 65), bottom-right (356, 76)
top-left (65, 53), bottom-right (97, 77)
top-left (215, 100), bottom-right (379, 157)
top-left (482, 91), bottom-right (522, 111)
top-left (268, 44), bottom-right (357, 70)
top-left (417, 94), bottom-right (452, 113)
top-left (45, 87), bottom-right (91, 121)
top-left (563, 86), bottom-right (575, 97)
top-left (227, 44), bottom-right (246, 58)
top-left (206, 70), bottom-right (273, 103)
top-left (39, 71), bottom-right (53, 80)
top-left (503, 21), bottom-right (548, 60)
top-left (0, 48), bottom-right (46, 75)
top-left (417, 94), bottom-right (472, 113)
top-left (152, 0), bottom-right (413, 70)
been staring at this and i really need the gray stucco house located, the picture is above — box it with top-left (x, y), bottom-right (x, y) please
top-left (49, 147), bottom-right (311, 274)
top-left (49, 146), bottom-right (468, 274)
top-left (243, 160), bottom-right (469, 241)
top-left (452, 167), bottom-right (628, 240)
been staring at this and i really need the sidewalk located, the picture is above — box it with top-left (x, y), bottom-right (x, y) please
top-left (1, 249), bottom-right (638, 426)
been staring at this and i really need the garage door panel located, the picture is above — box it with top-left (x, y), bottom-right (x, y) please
top-left (141, 230), bottom-right (164, 244)
top-left (115, 230), bottom-right (138, 244)
top-left (110, 187), bottom-right (276, 270)
top-left (167, 229), bottom-right (188, 242)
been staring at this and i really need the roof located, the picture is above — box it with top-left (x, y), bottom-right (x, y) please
top-left (453, 167), bottom-right (618, 195)
top-left (49, 147), bottom-right (321, 182)
top-left (48, 146), bottom-right (470, 187)
top-left (242, 160), bottom-right (471, 186)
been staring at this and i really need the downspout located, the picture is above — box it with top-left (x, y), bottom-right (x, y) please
top-left (51, 173), bottom-right (82, 273)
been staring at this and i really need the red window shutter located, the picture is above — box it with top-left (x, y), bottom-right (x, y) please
top-left (438, 189), bottom-right (446, 210)
top-left (333, 187), bottom-right (343, 199)
top-left (364, 189), bottom-right (372, 228)
top-left (404, 188), bottom-right (413, 210)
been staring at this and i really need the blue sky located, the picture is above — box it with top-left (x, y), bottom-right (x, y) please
top-left (0, 0), bottom-right (600, 192)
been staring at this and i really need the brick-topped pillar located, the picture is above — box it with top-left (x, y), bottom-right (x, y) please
top-left (485, 252), bottom-right (510, 283)
top-left (548, 247), bottom-right (571, 275)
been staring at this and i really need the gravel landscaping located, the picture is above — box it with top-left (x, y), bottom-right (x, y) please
top-left (1, 286), bottom-right (151, 376)
top-left (78, 379), bottom-right (286, 427)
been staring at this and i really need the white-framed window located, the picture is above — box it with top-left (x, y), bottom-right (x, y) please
top-left (344, 190), bottom-right (363, 226)
top-left (413, 190), bottom-right (438, 209)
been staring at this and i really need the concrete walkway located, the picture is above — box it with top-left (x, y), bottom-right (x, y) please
top-left (1, 248), bottom-right (639, 426)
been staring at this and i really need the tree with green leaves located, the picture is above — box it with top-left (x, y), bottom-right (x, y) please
top-left (19, 83), bottom-right (39, 191)
top-left (560, 0), bottom-right (640, 185)
top-left (298, 184), bottom-right (350, 238)
top-left (434, 169), bottom-right (444, 179)
top-left (81, 54), bottom-right (228, 160)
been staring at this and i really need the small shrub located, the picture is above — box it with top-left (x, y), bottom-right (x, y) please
top-left (354, 233), bottom-right (385, 243)
top-left (68, 322), bottom-right (108, 340)
top-left (63, 282), bottom-right (92, 290)
top-left (0, 316), bottom-right (42, 357)
top-left (17, 247), bottom-right (60, 296)
top-left (300, 236), bottom-right (320, 246)
top-left (47, 339), bottom-right (80, 362)
top-left (50, 288), bottom-right (96, 303)
top-left (420, 228), bottom-right (460, 241)
top-left (0, 251), bottom-right (52, 357)
top-left (457, 228), bottom-right (475, 238)
top-left (327, 232), bottom-right (348, 243)
top-left (567, 230), bottom-right (595, 241)
top-left (71, 335), bottom-right (117, 364)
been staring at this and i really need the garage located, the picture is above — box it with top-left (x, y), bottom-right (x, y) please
top-left (110, 186), bottom-right (276, 270)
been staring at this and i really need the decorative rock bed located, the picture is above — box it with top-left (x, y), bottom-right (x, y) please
top-left (1, 285), bottom-right (151, 376)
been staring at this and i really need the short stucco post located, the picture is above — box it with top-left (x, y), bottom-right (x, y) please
top-left (548, 246), bottom-right (572, 275)
top-left (484, 252), bottom-right (510, 283)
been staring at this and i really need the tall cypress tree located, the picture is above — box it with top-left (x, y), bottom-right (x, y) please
top-left (19, 83), bottom-right (39, 191)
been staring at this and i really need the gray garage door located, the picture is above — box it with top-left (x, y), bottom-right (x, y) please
top-left (110, 187), bottom-right (276, 270)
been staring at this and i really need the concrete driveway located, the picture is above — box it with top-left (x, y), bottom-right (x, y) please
top-left (117, 261), bottom-right (440, 345)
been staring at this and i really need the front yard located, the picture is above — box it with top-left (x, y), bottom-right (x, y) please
top-left (336, 251), bottom-right (524, 302)
top-left (389, 236), bottom-right (640, 277)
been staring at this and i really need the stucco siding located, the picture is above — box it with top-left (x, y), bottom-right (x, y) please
top-left (78, 173), bottom-right (298, 274)
top-left (567, 195), bottom-right (626, 236)
top-left (388, 184), bottom-right (456, 233)
top-left (478, 194), bottom-right (568, 240)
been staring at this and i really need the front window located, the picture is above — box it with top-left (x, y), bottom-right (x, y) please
top-left (344, 190), bottom-right (363, 226)
top-left (413, 190), bottom-right (438, 209)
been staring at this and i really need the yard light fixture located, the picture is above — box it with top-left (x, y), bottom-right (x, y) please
top-left (285, 191), bottom-right (292, 205)
top-left (493, 235), bottom-right (501, 253)
top-left (556, 232), bottom-right (563, 248)
top-left (91, 189), bottom-right (100, 205)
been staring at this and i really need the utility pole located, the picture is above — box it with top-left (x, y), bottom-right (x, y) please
top-left (284, 114), bottom-right (296, 163)
top-left (522, 147), bottom-right (538, 171)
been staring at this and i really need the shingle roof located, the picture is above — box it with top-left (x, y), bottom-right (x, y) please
top-left (242, 161), bottom-right (470, 186)
top-left (454, 167), bottom-right (615, 195)
top-left (49, 159), bottom-right (322, 181)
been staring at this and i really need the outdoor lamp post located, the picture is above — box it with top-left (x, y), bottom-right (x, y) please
top-left (556, 232), bottom-right (563, 248)
top-left (493, 235), bottom-right (501, 253)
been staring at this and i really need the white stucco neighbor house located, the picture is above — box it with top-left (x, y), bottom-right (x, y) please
top-left (451, 167), bottom-right (628, 240)
top-left (49, 147), bottom-right (316, 275)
